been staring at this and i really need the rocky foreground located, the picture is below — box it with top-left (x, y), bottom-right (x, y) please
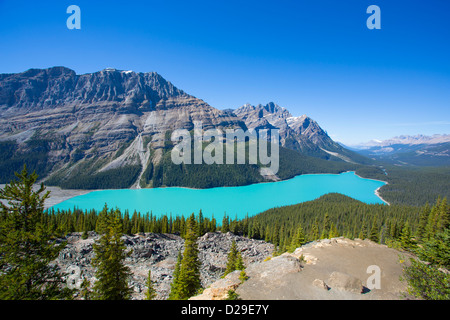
top-left (56, 232), bottom-right (413, 300)
top-left (192, 237), bottom-right (414, 300)
top-left (55, 231), bottom-right (274, 300)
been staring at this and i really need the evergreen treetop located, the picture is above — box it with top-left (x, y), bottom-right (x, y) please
top-left (0, 165), bottom-right (73, 300)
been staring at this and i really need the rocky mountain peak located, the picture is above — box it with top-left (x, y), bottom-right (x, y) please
top-left (0, 67), bottom-right (189, 117)
top-left (0, 67), bottom-right (247, 187)
top-left (0, 66), bottom-right (366, 188)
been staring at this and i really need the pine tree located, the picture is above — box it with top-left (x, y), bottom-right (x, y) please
top-left (145, 269), bottom-right (157, 300)
top-left (328, 222), bottom-right (339, 239)
top-left (399, 222), bottom-right (415, 250)
top-left (222, 214), bottom-right (230, 233)
top-left (403, 199), bottom-right (450, 300)
top-left (168, 251), bottom-right (182, 300)
top-left (416, 203), bottom-right (430, 241)
top-left (131, 210), bottom-right (139, 235)
top-left (310, 219), bottom-right (320, 241)
top-left (235, 251), bottom-right (245, 271)
top-left (425, 198), bottom-right (440, 240)
top-left (389, 220), bottom-right (398, 239)
top-left (209, 214), bottom-right (217, 232)
top-left (224, 240), bottom-right (238, 277)
top-left (359, 221), bottom-right (368, 239)
top-left (95, 204), bottom-right (109, 234)
top-left (197, 210), bottom-right (204, 236)
top-left (290, 225), bottom-right (306, 252)
top-left (80, 277), bottom-right (92, 300)
top-left (320, 213), bottom-right (330, 239)
top-left (0, 165), bottom-right (74, 300)
top-left (436, 198), bottom-right (449, 233)
top-left (369, 217), bottom-right (379, 243)
top-left (176, 214), bottom-right (201, 299)
top-left (92, 208), bottom-right (132, 300)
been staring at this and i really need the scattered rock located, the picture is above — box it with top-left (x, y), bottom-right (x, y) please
top-left (54, 231), bottom-right (273, 300)
top-left (312, 279), bottom-right (329, 291)
top-left (245, 255), bottom-right (302, 282)
top-left (327, 271), bottom-right (364, 294)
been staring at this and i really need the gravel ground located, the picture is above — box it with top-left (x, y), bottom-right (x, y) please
top-left (0, 184), bottom-right (91, 209)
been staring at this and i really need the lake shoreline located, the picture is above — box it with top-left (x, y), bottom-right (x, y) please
top-left (352, 172), bottom-right (390, 205)
top-left (2, 170), bottom-right (388, 210)
top-left (47, 171), bottom-right (387, 218)
top-left (42, 171), bottom-right (357, 208)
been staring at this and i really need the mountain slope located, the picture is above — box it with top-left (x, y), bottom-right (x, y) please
top-left (349, 134), bottom-right (450, 166)
top-left (233, 102), bottom-right (371, 164)
top-left (0, 67), bottom-right (246, 186)
top-left (0, 67), bottom-right (370, 188)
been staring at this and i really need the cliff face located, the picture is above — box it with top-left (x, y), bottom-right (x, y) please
top-left (233, 102), bottom-right (356, 159)
top-left (0, 67), bottom-right (244, 147)
top-left (0, 67), bottom-right (185, 116)
top-left (0, 67), bottom-right (365, 187)
top-left (0, 67), bottom-right (246, 186)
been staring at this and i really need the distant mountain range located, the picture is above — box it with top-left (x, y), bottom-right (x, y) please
top-left (0, 67), bottom-right (369, 188)
top-left (346, 134), bottom-right (450, 166)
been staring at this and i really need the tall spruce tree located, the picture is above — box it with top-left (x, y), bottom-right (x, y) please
top-left (235, 251), bottom-right (245, 271)
top-left (222, 214), bottom-right (230, 233)
top-left (328, 222), bottom-right (339, 239)
top-left (320, 213), bottom-right (330, 239)
top-left (403, 198), bottom-right (450, 299)
top-left (416, 203), bottom-right (431, 241)
top-left (168, 250), bottom-right (182, 299)
top-left (0, 165), bottom-right (73, 300)
top-left (436, 198), bottom-right (449, 233)
top-left (174, 214), bottom-right (202, 299)
top-left (92, 208), bottom-right (132, 300)
top-left (224, 240), bottom-right (238, 277)
top-left (145, 269), bottom-right (157, 300)
top-left (399, 222), bottom-right (415, 250)
top-left (310, 219), bottom-right (320, 241)
top-left (290, 225), bottom-right (306, 252)
top-left (369, 217), bottom-right (379, 243)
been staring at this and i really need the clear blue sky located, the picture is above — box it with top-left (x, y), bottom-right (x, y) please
top-left (1, 0), bottom-right (449, 145)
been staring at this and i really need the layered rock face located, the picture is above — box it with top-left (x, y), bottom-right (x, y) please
top-left (0, 67), bottom-right (363, 187)
top-left (0, 67), bottom-right (244, 142)
top-left (234, 102), bottom-right (353, 158)
top-left (0, 67), bottom-right (246, 185)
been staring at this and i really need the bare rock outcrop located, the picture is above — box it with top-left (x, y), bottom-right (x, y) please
top-left (55, 231), bottom-right (273, 300)
top-left (190, 270), bottom-right (242, 300)
top-left (192, 237), bottom-right (413, 300)
top-left (327, 271), bottom-right (364, 294)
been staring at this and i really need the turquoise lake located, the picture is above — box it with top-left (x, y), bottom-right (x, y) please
top-left (51, 171), bottom-right (387, 219)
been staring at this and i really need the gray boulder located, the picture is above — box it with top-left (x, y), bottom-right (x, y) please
top-left (327, 271), bottom-right (364, 294)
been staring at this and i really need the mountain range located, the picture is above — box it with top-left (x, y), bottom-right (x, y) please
top-left (347, 134), bottom-right (450, 166)
top-left (0, 67), bottom-right (369, 189)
